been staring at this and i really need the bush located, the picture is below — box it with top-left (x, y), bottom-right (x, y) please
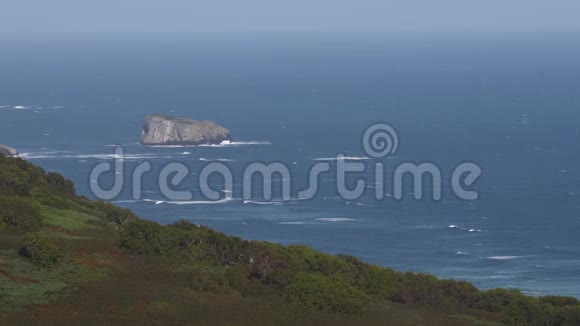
top-left (19, 233), bottom-right (65, 267)
top-left (119, 219), bottom-right (183, 255)
top-left (437, 279), bottom-right (481, 310)
top-left (284, 273), bottom-right (370, 315)
top-left (94, 201), bottom-right (138, 229)
top-left (354, 266), bottom-right (402, 299)
top-left (44, 172), bottom-right (75, 196)
top-left (0, 196), bottom-right (43, 231)
top-left (189, 265), bottom-right (245, 295)
top-left (247, 241), bottom-right (297, 285)
top-left (540, 296), bottom-right (580, 308)
top-left (478, 288), bottom-right (558, 326)
top-left (392, 272), bottom-right (444, 306)
top-left (287, 245), bottom-right (352, 277)
top-left (0, 156), bottom-right (47, 196)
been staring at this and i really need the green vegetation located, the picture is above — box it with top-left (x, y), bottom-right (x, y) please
top-left (1, 154), bottom-right (580, 325)
top-left (19, 233), bottom-right (65, 267)
top-left (285, 273), bottom-right (370, 315)
top-left (0, 196), bottom-right (42, 231)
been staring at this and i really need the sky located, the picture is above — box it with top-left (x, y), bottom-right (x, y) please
top-left (1, 0), bottom-right (580, 40)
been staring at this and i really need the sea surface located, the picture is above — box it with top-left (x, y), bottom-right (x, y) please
top-left (2, 34), bottom-right (580, 297)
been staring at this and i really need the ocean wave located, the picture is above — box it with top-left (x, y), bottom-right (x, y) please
top-left (315, 218), bottom-right (358, 222)
top-left (144, 198), bottom-right (234, 205)
top-left (449, 224), bottom-right (485, 233)
top-left (314, 156), bottom-right (371, 161)
top-left (243, 200), bottom-right (284, 205)
top-left (199, 140), bottom-right (272, 147)
top-left (199, 157), bottom-right (236, 162)
top-left (20, 152), bottom-right (172, 160)
top-left (143, 140), bottom-right (271, 148)
top-left (345, 202), bottom-right (376, 207)
top-left (456, 251), bottom-right (469, 255)
top-left (2, 105), bottom-right (62, 111)
top-left (278, 221), bottom-right (307, 225)
top-left (487, 256), bottom-right (525, 261)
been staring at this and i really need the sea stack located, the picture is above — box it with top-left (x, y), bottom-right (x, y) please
top-left (0, 145), bottom-right (18, 157)
top-left (140, 114), bottom-right (232, 146)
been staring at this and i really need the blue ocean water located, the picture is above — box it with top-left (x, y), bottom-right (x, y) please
top-left (2, 35), bottom-right (580, 297)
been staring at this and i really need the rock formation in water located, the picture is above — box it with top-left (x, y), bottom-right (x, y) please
top-left (0, 144), bottom-right (18, 157)
top-left (140, 115), bottom-right (232, 146)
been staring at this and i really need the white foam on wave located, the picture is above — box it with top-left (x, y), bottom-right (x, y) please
top-left (4, 105), bottom-right (62, 111)
top-left (144, 198), bottom-right (234, 205)
top-left (144, 140), bottom-right (271, 148)
top-left (279, 221), bottom-right (307, 225)
top-left (243, 200), bottom-right (284, 206)
top-left (200, 140), bottom-right (272, 147)
top-left (315, 218), bottom-right (358, 222)
top-left (456, 251), bottom-right (469, 255)
top-left (449, 224), bottom-right (485, 233)
top-left (487, 256), bottom-right (525, 260)
top-left (20, 152), bottom-right (171, 160)
top-left (199, 157), bottom-right (235, 162)
top-left (314, 156), bottom-right (371, 161)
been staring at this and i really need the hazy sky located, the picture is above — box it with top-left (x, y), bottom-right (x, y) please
top-left (1, 0), bottom-right (580, 39)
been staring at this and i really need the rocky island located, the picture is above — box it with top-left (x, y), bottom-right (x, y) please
top-left (140, 114), bottom-right (232, 146)
top-left (0, 144), bottom-right (18, 157)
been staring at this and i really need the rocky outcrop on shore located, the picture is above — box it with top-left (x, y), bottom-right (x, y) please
top-left (0, 145), bottom-right (18, 157)
top-left (140, 115), bottom-right (232, 146)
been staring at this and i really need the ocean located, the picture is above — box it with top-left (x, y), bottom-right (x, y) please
top-left (2, 34), bottom-right (580, 297)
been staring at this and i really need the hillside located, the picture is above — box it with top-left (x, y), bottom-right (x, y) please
top-left (1, 155), bottom-right (579, 325)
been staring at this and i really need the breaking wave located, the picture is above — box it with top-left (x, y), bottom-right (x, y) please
top-left (243, 200), bottom-right (284, 205)
top-left (143, 198), bottom-right (234, 205)
top-left (315, 218), bottom-right (358, 222)
top-left (314, 156), bottom-right (371, 161)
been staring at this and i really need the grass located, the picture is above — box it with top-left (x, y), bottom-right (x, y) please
top-left (41, 207), bottom-right (104, 231)
top-left (0, 249), bottom-right (109, 311)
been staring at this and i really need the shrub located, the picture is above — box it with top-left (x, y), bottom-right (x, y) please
top-left (224, 265), bottom-right (251, 293)
top-left (284, 273), bottom-right (370, 315)
top-left (353, 266), bottom-right (402, 299)
top-left (189, 265), bottom-right (243, 295)
top-left (0, 156), bottom-right (47, 196)
top-left (287, 245), bottom-right (352, 277)
top-left (437, 279), bottom-right (481, 310)
top-left (540, 296), bottom-right (580, 308)
top-left (392, 272), bottom-right (444, 306)
top-left (0, 196), bottom-right (43, 231)
top-left (561, 305), bottom-right (580, 325)
top-left (247, 241), bottom-right (296, 285)
top-left (44, 172), bottom-right (75, 196)
top-left (478, 288), bottom-right (557, 326)
top-left (19, 233), bottom-right (65, 267)
top-left (119, 219), bottom-right (180, 255)
top-left (94, 201), bottom-right (138, 229)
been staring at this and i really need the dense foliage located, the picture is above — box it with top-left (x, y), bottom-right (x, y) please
top-left (0, 196), bottom-right (42, 231)
top-left (19, 233), bottom-right (65, 267)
